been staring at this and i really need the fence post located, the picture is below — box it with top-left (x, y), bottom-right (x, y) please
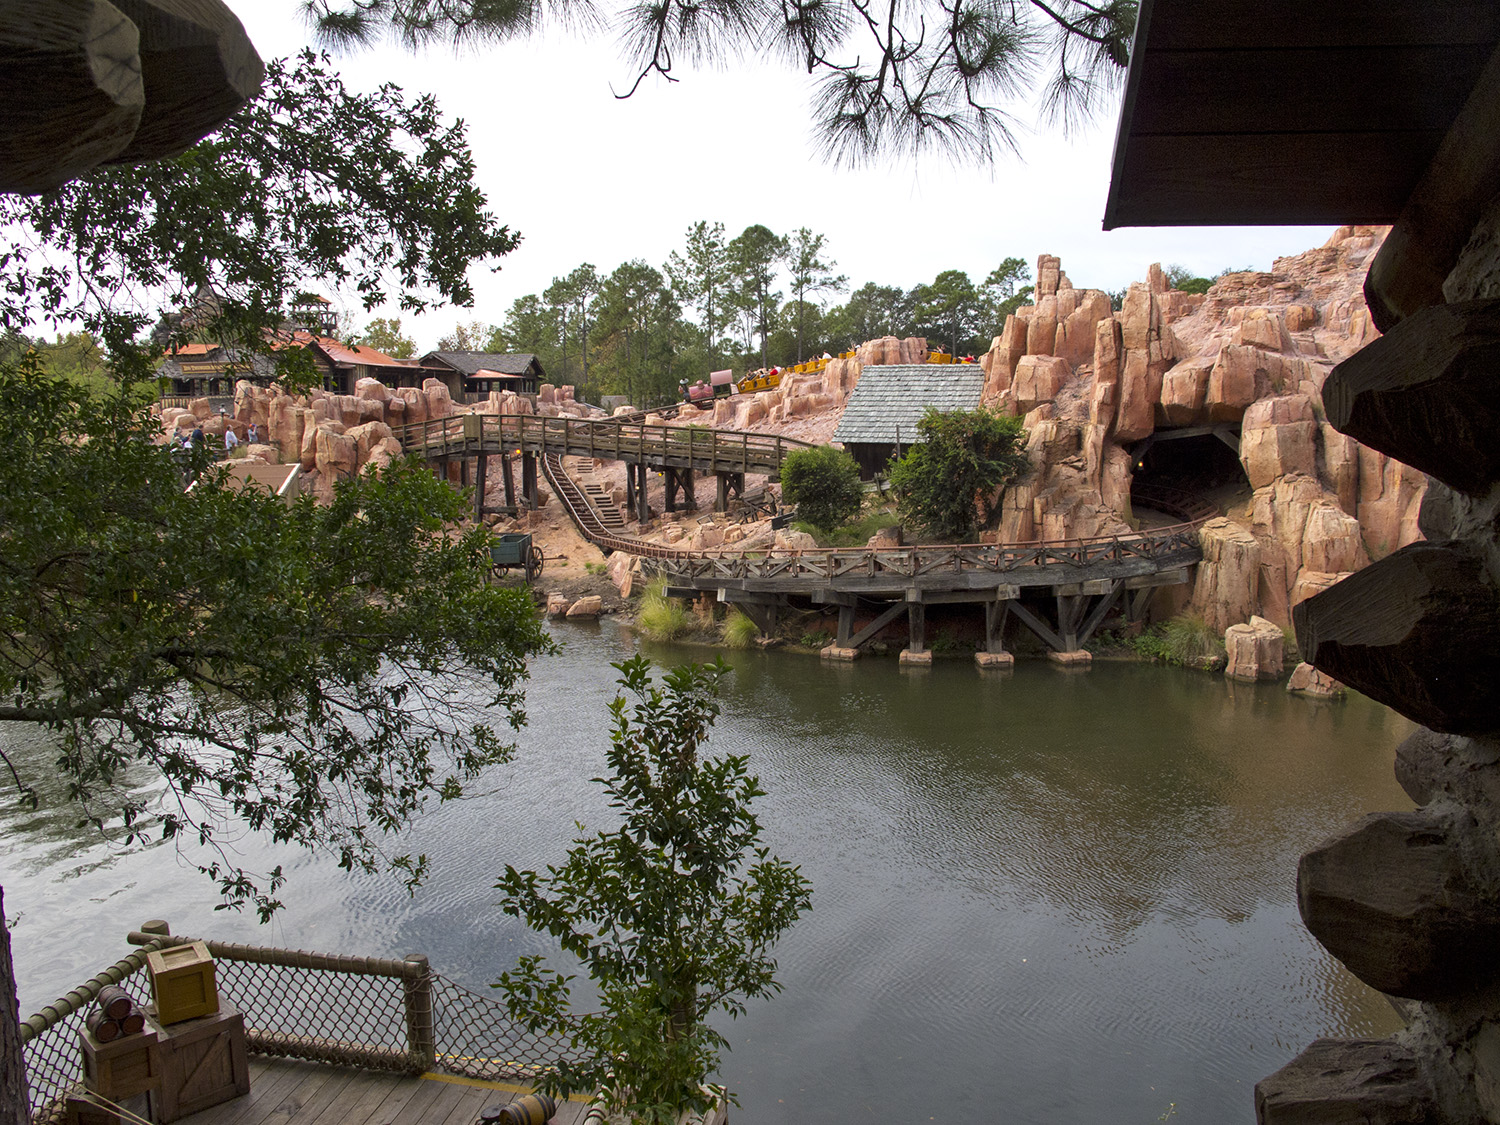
top-left (403, 954), bottom-right (435, 1073)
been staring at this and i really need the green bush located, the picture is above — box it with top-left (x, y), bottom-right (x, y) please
top-left (721, 609), bottom-right (759, 649)
top-left (494, 657), bottom-right (811, 1123)
top-left (1130, 614), bottom-right (1225, 669)
top-left (637, 581), bottom-right (692, 641)
top-left (794, 511), bottom-right (900, 548)
top-left (888, 407), bottom-right (1028, 542)
top-left (780, 445), bottom-right (863, 532)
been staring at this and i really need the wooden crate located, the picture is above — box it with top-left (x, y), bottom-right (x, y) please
top-left (80, 1024), bottom-right (159, 1100)
top-left (146, 941), bottom-right (218, 1025)
top-left (149, 1004), bottom-right (249, 1123)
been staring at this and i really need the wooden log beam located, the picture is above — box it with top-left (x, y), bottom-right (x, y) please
top-left (1323, 298), bottom-right (1500, 494)
top-left (0, 0), bottom-right (145, 193)
top-left (844, 601), bottom-right (909, 650)
top-left (1364, 39), bottom-right (1500, 331)
top-left (1293, 542), bottom-right (1500, 734)
top-left (108, 0), bottom-right (264, 163)
top-left (1298, 808), bottom-right (1500, 1000)
top-left (1008, 600), bottom-right (1064, 652)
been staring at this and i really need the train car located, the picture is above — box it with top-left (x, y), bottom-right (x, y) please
top-left (710, 369), bottom-right (736, 398)
top-left (685, 380), bottom-right (715, 406)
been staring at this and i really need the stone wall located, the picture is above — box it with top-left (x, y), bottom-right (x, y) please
top-left (1259, 196), bottom-right (1500, 1125)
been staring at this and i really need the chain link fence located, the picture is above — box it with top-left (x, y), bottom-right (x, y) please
top-left (19, 930), bottom-right (584, 1124)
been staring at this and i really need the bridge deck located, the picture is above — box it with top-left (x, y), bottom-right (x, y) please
top-left (395, 414), bottom-right (811, 478)
top-left (177, 1058), bottom-right (595, 1125)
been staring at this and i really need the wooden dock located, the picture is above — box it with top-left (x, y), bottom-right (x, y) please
top-left (178, 1058), bottom-right (595, 1125)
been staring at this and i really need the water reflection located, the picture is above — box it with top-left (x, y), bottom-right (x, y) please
top-left (3, 622), bottom-right (1413, 1125)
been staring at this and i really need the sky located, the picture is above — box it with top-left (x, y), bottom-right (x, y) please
top-left (237, 3), bottom-right (1339, 354)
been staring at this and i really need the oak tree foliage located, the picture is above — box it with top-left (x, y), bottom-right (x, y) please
top-left (779, 444), bottom-right (864, 532)
top-left (888, 406), bottom-right (1029, 541)
top-left (0, 50), bottom-right (518, 360)
top-left (494, 658), bottom-right (811, 1124)
top-left (0, 49), bottom-right (541, 917)
top-left (0, 353), bottom-right (551, 917)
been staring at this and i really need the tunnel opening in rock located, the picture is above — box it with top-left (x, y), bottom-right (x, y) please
top-left (1129, 428), bottom-right (1248, 523)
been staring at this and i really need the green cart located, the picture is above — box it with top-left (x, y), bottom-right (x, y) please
top-left (490, 532), bottom-right (544, 582)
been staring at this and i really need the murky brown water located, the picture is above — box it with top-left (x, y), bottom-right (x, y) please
top-left (2, 621), bottom-right (1413, 1123)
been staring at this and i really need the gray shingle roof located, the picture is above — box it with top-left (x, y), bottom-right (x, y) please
top-left (422, 352), bottom-right (543, 378)
top-left (833, 365), bottom-right (985, 444)
top-left (154, 347), bottom-right (276, 381)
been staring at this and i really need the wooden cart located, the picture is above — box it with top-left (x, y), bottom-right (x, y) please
top-left (490, 532), bottom-right (544, 582)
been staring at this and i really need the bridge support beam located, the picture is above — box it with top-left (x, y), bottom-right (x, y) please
top-left (501, 452), bottom-right (515, 510)
top-left (715, 471), bottom-right (744, 513)
top-left (521, 453), bottom-right (539, 510)
top-left (662, 467), bottom-right (697, 513)
top-left (626, 462), bottom-right (650, 523)
top-left (718, 590), bottom-right (778, 636)
top-left (473, 453), bottom-right (487, 522)
top-left (900, 594), bottom-right (931, 666)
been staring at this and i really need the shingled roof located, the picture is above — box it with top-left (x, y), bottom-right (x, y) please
top-left (422, 352), bottom-right (543, 378)
top-left (833, 365), bottom-right (985, 445)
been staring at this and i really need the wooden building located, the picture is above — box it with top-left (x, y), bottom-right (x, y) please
top-left (420, 352), bottom-right (545, 400)
top-left (157, 343), bottom-right (275, 405)
top-left (832, 365), bottom-right (985, 478)
top-left (291, 334), bottom-right (426, 396)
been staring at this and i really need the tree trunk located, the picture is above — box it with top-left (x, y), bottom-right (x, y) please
top-left (1, 886), bottom-right (29, 1125)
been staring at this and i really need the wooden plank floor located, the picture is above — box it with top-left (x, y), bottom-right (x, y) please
top-left (175, 1058), bottom-right (595, 1125)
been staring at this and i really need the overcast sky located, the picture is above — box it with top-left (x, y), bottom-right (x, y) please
top-left (237, 3), bottom-right (1338, 353)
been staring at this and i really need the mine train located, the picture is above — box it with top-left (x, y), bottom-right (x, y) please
top-left (680, 349), bottom-right (978, 407)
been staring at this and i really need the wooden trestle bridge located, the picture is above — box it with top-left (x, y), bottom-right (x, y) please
top-left (394, 413), bottom-right (812, 523)
top-left (396, 411), bottom-right (1213, 663)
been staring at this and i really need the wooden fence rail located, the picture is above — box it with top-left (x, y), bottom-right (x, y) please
top-left (394, 413), bottom-right (813, 477)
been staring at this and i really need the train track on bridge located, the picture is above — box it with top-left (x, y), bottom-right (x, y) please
top-left (401, 411), bottom-right (1218, 656)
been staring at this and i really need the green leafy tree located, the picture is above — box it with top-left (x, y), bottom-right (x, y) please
top-left (1164, 263), bottom-right (1212, 295)
top-left (888, 407), bottom-right (1029, 541)
top-left (360, 316), bottom-right (416, 358)
top-left (305, 1), bottom-right (1136, 166)
top-left (1, 51), bottom-right (518, 358)
top-left (494, 292), bottom-right (563, 373)
top-left (435, 320), bottom-right (493, 351)
top-left (0, 43), bottom-right (536, 1125)
top-left (726, 224), bottom-right (787, 371)
top-left (595, 259), bottom-right (681, 406)
top-left (823, 282), bottom-right (918, 350)
top-left (913, 269), bottom-right (982, 355)
top-left (784, 228), bottom-right (847, 361)
top-left (666, 221), bottom-right (731, 370)
top-left (495, 658), bottom-right (811, 1124)
top-left (780, 444), bottom-right (864, 531)
top-left (980, 257), bottom-right (1035, 329)
top-left (0, 354), bottom-right (551, 915)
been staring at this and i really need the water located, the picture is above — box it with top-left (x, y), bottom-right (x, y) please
top-left (1, 621), bottom-right (1414, 1123)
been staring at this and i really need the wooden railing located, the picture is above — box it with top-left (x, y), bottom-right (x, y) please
top-left (395, 413), bottom-right (812, 476)
top-left (647, 523), bottom-right (1205, 585)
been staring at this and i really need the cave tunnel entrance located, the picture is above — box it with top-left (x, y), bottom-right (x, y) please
top-left (1129, 424), bottom-right (1247, 523)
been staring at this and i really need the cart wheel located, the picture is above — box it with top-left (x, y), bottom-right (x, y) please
top-left (529, 545), bottom-right (544, 580)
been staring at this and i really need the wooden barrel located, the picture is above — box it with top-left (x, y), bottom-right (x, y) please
top-left (120, 1006), bottom-right (146, 1035)
top-left (85, 1008), bottom-right (121, 1042)
top-left (96, 985), bottom-right (134, 1021)
top-left (495, 1094), bottom-right (557, 1124)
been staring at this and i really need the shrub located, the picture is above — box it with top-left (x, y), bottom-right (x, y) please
top-left (637, 581), bottom-right (692, 641)
top-left (1130, 613), bottom-right (1225, 669)
top-left (888, 407), bottom-right (1028, 542)
top-left (721, 609), bottom-right (759, 649)
top-left (494, 658), bottom-right (811, 1123)
top-left (779, 445), bottom-right (863, 532)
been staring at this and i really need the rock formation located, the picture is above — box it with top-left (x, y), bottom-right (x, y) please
top-left (968, 228), bottom-right (1423, 635)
